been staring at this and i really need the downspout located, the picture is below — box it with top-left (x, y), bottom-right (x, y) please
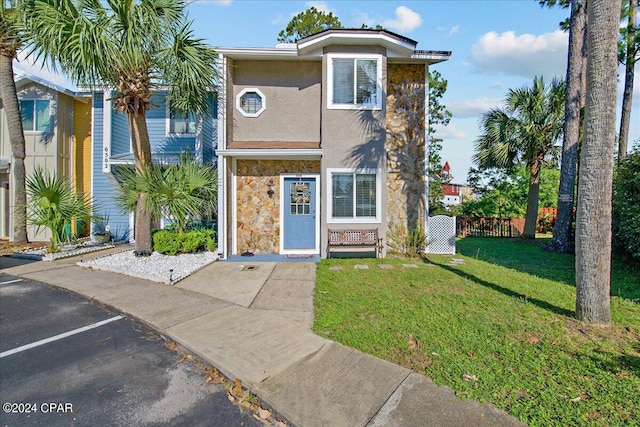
top-left (424, 63), bottom-right (430, 252)
top-left (216, 53), bottom-right (227, 259)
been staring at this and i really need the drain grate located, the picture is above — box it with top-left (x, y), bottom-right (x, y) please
top-left (241, 265), bottom-right (259, 271)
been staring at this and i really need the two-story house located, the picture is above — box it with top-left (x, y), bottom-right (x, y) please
top-left (91, 90), bottom-right (217, 240)
top-left (0, 75), bottom-right (92, 241)
top-left (215, 29), bottom-right (450, 259)
top-left (1, 75), bottom-right (216, 243)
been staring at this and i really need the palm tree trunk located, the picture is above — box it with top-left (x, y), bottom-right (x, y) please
top-left (617, 0), bottom-right (637, 164)
top-left (523, 160), bottom-right (541, 239)
top-left (548, 0), bottom-right (588, 254)
top-left (128, 111), bottom-right (153, 256)
top-left (575, 0), bottom-right (620, 324)
top-left (0, 53), bottom-right (28, 242)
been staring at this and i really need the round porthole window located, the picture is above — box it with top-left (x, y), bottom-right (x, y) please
top-left (236, 88), bottom-right (266, 117)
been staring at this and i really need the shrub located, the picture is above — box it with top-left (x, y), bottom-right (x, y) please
top-left (613, 150), bottom-right (640, 262)
top-left (206, 235), bottom-right (217, 252)
top-left (152, 228), bottom-right (216, 255)
top-left (388, 221), bottom-right (430, 258)
top-left (182, 229), bottom-right (212, 253)
top-left (153, 230), bottom-right (184, 255)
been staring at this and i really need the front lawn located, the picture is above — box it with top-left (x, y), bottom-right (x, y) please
top-left (314, 237), bottom-right (640, 426)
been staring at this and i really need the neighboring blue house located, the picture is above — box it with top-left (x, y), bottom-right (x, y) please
top-left (91, 91), bottom-right (217, 240)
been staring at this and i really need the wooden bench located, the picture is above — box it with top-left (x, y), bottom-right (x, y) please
top-left (327, 228), bottom-right (383, 258)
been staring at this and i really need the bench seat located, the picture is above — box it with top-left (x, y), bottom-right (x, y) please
top-left (327, 228), bottom-right (383, 258)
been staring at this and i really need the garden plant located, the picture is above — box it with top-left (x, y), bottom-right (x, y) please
top-left (25, 167), bottom-right (93, 253)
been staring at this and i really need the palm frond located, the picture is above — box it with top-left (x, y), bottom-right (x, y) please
top-left (474, 76), bottom-right (565, 173)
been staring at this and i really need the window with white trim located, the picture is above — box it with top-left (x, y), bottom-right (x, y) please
top-left (169, 111), bottom-right (197, 134)
top-left (236, 88), bottom-right (266, 117)
top-left (328, 55), bottom-right (382, 110)
top-left (328, 169), bottom-right (381, 222)
top-left (20, 99), bottom-right (50, 132)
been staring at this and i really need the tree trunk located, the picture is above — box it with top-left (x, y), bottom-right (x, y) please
top-left (0, 54), bottom-right (28, 242)
top-left (548, 0), bottom-right (588, 254)
top-left (128, 111), bottom-right (153, 256)
top-left (523, 159), bottom-right (542, 239)
top-left (575, 0), bottom-right (620, 324)
top-left (617, 0), bottom-right (637, 164)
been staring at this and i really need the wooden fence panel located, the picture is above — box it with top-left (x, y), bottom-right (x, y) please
top-left (456, 217), bottom-right (525, 238)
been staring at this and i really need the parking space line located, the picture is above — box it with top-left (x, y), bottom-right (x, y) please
top-left (0, 315), bottom-right (124, 358)
top-left (0, 279), bottom-right (23, 285)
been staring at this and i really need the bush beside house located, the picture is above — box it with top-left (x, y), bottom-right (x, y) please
top-left (153, 228), bottom-right (216, 255)
top-left (613, 149), bottom-right (640, 262)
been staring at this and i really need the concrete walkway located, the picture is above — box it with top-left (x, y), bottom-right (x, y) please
top-left (1, 250), bottom-right (526, 427)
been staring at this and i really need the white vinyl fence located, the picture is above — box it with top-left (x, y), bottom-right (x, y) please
top-left (426, 215), bottom-right (456, 255)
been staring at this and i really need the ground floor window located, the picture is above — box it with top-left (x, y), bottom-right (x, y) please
top-left (327, 168), bottom-right (380, 223)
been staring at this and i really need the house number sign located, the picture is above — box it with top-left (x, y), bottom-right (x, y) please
top-left (102, 146), bottom-right (110, 172)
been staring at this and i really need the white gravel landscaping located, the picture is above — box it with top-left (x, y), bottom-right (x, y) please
top-left (78, 250), bottom-right (219, 284)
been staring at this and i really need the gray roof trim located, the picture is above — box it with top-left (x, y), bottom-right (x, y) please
top-left (14, 75), bottom-right (91, 101)
top-left (215, 46), bottom-right (304, 61)
top-left (297, 29), bottom-right (418, 46)
top-left (297, 29), bottom-right (417, 57)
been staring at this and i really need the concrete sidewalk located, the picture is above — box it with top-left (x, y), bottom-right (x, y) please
top-left (1, 251), bottom-right (526, 427)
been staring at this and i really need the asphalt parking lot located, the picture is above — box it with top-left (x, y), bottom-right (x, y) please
top-left (0, 274), bottom-right (263, 426)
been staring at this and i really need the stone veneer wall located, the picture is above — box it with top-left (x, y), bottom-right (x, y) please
top-left (385, 64), bottom-right (427, 250)
top-left (236, 159), bottom-right (320, 254)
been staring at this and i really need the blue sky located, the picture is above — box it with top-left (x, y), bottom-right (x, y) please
top-left (16, 0), bottom-right (639, 183)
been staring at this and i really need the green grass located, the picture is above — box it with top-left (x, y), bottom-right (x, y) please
top-left (314, 237), bottom-right (640, 427)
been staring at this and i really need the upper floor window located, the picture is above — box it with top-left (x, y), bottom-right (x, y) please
top-left (236, 88), bottom-right (266, 118)
top-left (328, 55), bottom-right (382, 110)
top-left (20, 99), bottom-right (50, 132)
top-left (170, 112), bottom-right (197, 134)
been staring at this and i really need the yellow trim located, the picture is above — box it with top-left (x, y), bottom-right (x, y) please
top-left (73, 99), bottom-right (92, 236)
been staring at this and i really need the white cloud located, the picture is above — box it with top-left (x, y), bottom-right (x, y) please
top-left (433, 123), bottom-right (467, 140)
top-left (354, 11), bottom-right (376, 28)
top-left (448, 97), bottom-right (505, 119)
top-left (471, 30), bottom-right (568, 79)
top-left (382, 6), bottom-right (422, 33)
top-left (275, 2), bottom-right (336, 26)
top-left (192, 0), bottom-right (233, 4)
top-left (305, 1), bottom-right (332, 14)
top-left (270, 13), bottom-right (289, 26)
top-left (13, 52), bottom-right (76, 90)
top-left (437, 25), bottom-right (459, 36)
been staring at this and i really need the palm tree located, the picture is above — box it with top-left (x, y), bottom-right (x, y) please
top-left (113, 153), bottom-right (217, 235)
top-left (474, 77), bottom-right (565, 239)
top-left (0, 1), bottom-right (28, 242)
top-left (545, 0), bottom-right (588, 254)
top-left (617, 0), bottom-right (638, 164)
top-left (575, 0), bottom-right (620, 325)
top-left (24, 0), bottom-right (216, 256)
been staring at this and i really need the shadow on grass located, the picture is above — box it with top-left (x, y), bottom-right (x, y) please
top-left (456, 237), bottom-right (640, 301)
top-left (619, 340), bottom-right (640, 377)
top-left (457, 237), bottom-right (575, 285)
top-left (586, 342), bottom-right (640, 378)
top-left (430, 257), bottom-right (575, 318)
